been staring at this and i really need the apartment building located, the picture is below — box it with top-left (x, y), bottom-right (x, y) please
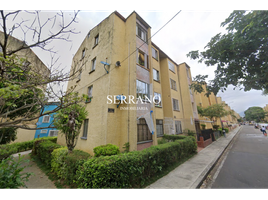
top-left (57, 11), bottom-right (197, 154)
top-left (194, 84), bottom-right (240, 130)
top-left (0, 31), bottom-right (50, 142)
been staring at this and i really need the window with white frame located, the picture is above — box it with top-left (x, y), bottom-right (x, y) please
top-left (153, 69), bottom-right (160, 82)
top-left (88, 85), bottom-right (93, 98)
top-left (49, 130), bottom-right (58, 137)
top-left (136, 80), bottom-right (150, 100)
top-left (137, 50), bottom-right (149, 69)
top-left (156, 119), bottom-right (164, 137)
top-left (152, 47), bottom-right (158, 60)
top-left (91, 57), bottom-right (96, 71)
top-left (82, 49), bottom-right (85, 59)
top-left (172, 98), bottom-right (180, 111)
top-left (40, 129), bottom-right (47, 134)
top-left (154, 92), bottom-right (162, 107)
top-left (94, 34), bottom-right (99, 46)
top-left (136, 24), bottom-right (147, 42)
top-left (175, 121), bottom-right (182, 134)
top-left (170, 79), bottom-right (177, 90)
top-left (82, 119), bottom-right (89, 139)
top-left (168, 60), bottom-right (175, 72)
top-left (42, 115), bottom-right (50, 123)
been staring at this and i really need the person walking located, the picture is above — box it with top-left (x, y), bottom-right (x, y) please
top-left (261, 126), bottom-right (267, 135)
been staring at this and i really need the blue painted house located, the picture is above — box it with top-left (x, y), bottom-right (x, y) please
top-left (34, 102), bottom-right (59, 139)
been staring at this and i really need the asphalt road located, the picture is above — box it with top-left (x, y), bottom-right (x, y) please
top-left (212, 125), bottom-right (268, 189)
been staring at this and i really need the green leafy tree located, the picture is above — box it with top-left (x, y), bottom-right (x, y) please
top-left (187, 11), bottom-right (268, 95)
top-left (54, 102), bottom-right (88, 153)
top-left (198, 103), bottom-right (229, 128)
top-left (244, 106), bottom-right (266, 122)
top-left (0, 10), bottom-right (88, 132)
top-left (0, 127), bottom-right (17, 144)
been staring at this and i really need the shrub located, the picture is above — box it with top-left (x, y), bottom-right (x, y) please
top-left (0, 155), bottom-right (32, 188)
top-left (162, 134), bottom-right (187, 142)
top-left (213, 125), bottom-right (220, 130)
top-left (51, 148), bottom-right (91, 184)
top-left (51, 147), bottom-right (68, 178)
top-left (0, 136), bottom-right (57, 160)
top-left (224, 128), bottom-right (229, 133)
top-left (122, 142), bottom-right (130, 153)
top-left (93, 144), bottom-right (120, 157)
top-left (33, 139), bottom-right (61, 167)
top-left (63, 150), bottom-right (91, 184)
top-left (75, 136), bottom-right (197, 188)
top-left (184, 129), bottom-right (196, 137)
top-left (157, 138), bottom-right (168, 145)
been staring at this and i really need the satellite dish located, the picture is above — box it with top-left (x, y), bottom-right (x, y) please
top-left (100, 59), bottom-right (110, 74)
top-left (116, 95), bottom-right (126, 101)
top-left (115, 61), bottom-right (121, 67)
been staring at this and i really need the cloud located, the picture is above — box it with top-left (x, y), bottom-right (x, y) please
top-left (5, 10), bottom-right (266, 117)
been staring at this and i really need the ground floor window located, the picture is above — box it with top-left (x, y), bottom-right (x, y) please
top-left (49, 130), bottom-right (58, 137)
top-left (175, 121), bottom-right (182, 134)
top-left (137, 118), bottom-right (152, 142)
top-left (156, 119), bottom-right (164, 137)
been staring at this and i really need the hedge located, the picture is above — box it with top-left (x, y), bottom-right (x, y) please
top-left (32, 139), bottom-right (61, 167)
top-left (93, 144), bottom-right (120, 157)
top-left (162, 134), bottom-right (187, 141)
top-left (0, 137), bottom-right (57, 160)
top-left (75, 136), bottom-right (197, 188)
top-left (51, 148), bottom-right (91, 184)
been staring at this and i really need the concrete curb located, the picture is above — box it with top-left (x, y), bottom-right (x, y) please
top-left (190, 126), bottom-right (242, 188)
top-left (146, 126), bottom-right (242, 189)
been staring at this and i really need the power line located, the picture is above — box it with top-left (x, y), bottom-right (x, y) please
top-left (120, 10), bottom-right (182, 64)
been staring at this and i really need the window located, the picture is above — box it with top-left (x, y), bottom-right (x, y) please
top-left (86, 86), bottom-right (93, 103)
top-left (88, 85), bottom-right (93, 98)
top-left (156, 119), bottom-right (164, 137)
top-left (137, 50), bottom-right (149, 69)
top-left (136, 24), bottom-right (147, 42)
top-left (137, 118), bottom-right (152, 142)
top-left (170, 79), bottom-right (177, 90)
top-left (186, 68), bottom-right (190, 78)
top-left (42, 115), bottom-right (50, 123)
top-left (82, 119), bottom-right (89, 139)
top-left (91, 57), bottom-right (96, 71)
top-left (153, 69), bottom-right (160, 82)
top-left (189, 86), bottom-right (193, 95)
top-left (77, 69), bottom-right (82, 81)
top-left (40, 129), bottom-right (47, 134)
top-left (175, 121), bottom-right (182, 134)
top-left (154, 92), bottom-right (162, 107)
top-left (136, 80), bottom-right (150, 100)
top-left (172, 99), bottom-right (180, 111)
top-left (49, 130), bottom-right (58, 137)
top-left (82, 49), bottom-right (85, 59)
top-left (94, 34), bottom-right (99, 46)
top-left (152, 47), bottom-right (158, 60)
top-left (168, 60), bottom-right (175, 72)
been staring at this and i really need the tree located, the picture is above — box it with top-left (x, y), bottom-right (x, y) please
top-left (0, 127), bottom-right (17, 144)
top-left (244, 106), bottom-right (266, 123)
top-left (198, 103), bottom-right (230, 128)
top-left (187, 11), bottom-right (268, 95)
top-left (0, 10), bottom-right (86, 131)
top-left (53, 102), bottom-right (88, 153)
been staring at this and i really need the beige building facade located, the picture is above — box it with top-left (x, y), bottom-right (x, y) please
top-left (57, 11), bottom-right (198, 154)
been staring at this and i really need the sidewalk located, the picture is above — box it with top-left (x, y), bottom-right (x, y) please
top-left (13, 150), bottom-right (57, 189)
top-left (147, 126), bottom-right (242, 189)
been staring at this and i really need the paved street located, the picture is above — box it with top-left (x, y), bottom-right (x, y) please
top-left (212, 125), bottom-right (268, 188)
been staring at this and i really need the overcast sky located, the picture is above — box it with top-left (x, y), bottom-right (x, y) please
top-left (3, 1), bottom-right (268, 117)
